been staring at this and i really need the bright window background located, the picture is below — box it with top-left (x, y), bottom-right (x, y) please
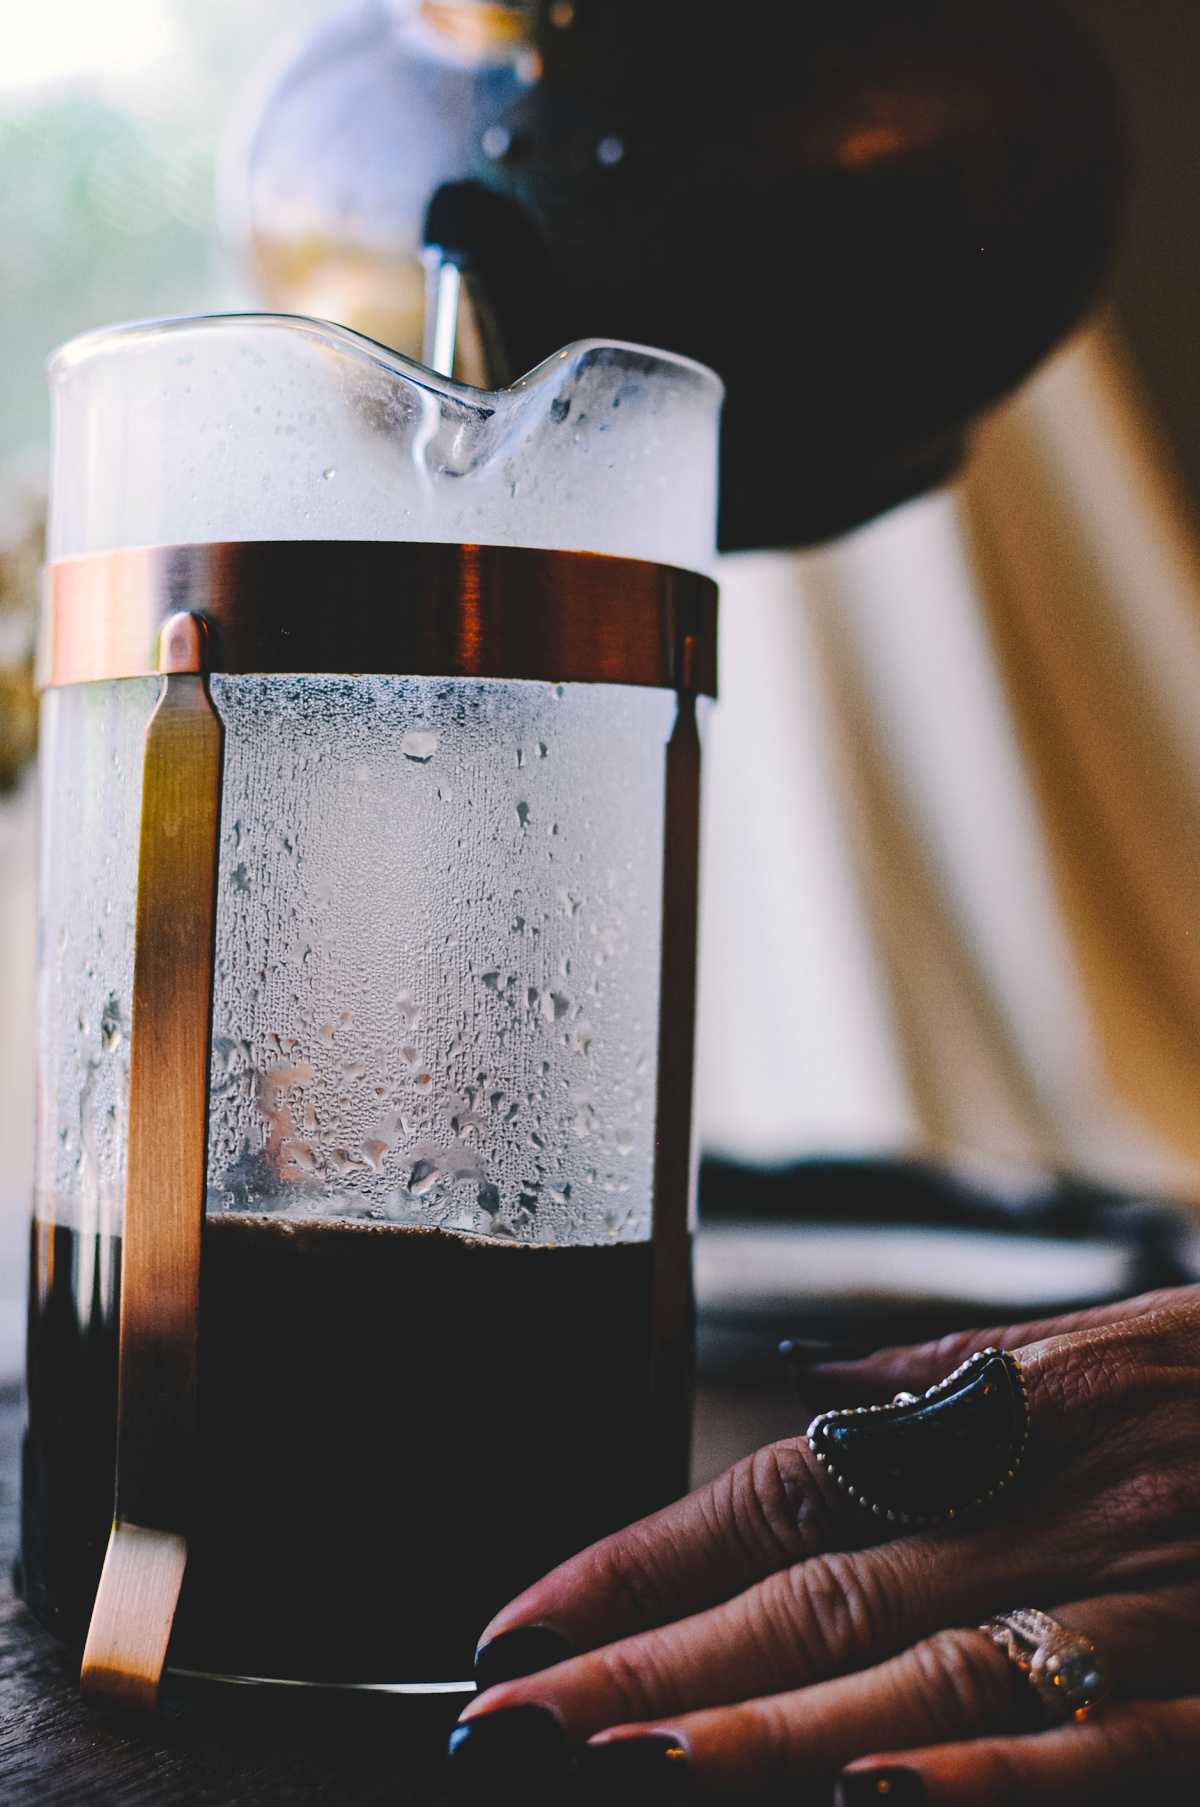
top-left (0, 0), bottom-right (340, 1383)
top-left (0, 0), bottom-right (337, 464)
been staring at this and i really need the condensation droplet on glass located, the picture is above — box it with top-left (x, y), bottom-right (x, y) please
top-left (100, 993), bottom-right (122, 1051)
top-left (180, 675), bottom-right (674, 1240)
top-left (401, 731), bottom-right (438, 762)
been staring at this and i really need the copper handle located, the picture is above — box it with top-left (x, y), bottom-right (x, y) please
top-left (80, 612), bottom-right (223, 1711)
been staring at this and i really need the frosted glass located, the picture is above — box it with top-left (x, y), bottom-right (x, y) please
top-left (33, 676), bottom-right (676, 1249)
top-left (37, 317), bottom-right (720, 1254)
top-left (206, 675), bottom-right (676, 1243)
top-left (47, 316), bottom-right (721, 572)
top-left (32, 680), bottom-right (158, 1267)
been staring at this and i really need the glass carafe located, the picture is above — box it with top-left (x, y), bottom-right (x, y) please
top-left (21, 314), bottom-right (721, 1697)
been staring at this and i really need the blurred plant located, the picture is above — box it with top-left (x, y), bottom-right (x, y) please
top-left (0, 481), bottom-right (44, 793)
top-left (0, 99), bottom-right (224, 460)
top-left (0, 4), bottom-right (349, 783)
top-left (0, 0), bottom-right (336, 465)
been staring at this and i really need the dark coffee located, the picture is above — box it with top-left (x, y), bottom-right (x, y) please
top-left (23, 1215), bottom-right (684, 1683)
top-left (21, 1223), bottom-right (121, 1650)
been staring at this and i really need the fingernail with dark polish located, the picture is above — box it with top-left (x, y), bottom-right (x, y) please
top-left (836, 1768), bottom-right (928, 1807)
top-left (779, 1338), bottom-right (874, 1365)
top-left (474, 1626), bottom-right (574, 1691)
top-left (447, 1705), bottom-right (570, 1793)
top-left (577, 1736), bottom-right (691, 1800)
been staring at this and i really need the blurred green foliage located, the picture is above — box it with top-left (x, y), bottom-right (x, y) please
top-left (0, 99), bottom-right (220, 460)
top-left (0, 0), bottom-right (334, 786)
top-left (0, 0), bottom-right (334, 465)
top-left (0, 502), bottom-right (39, 793)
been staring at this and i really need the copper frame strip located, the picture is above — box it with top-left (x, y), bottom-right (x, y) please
top-left (81, 613), bottom-right (222, 1711)
top-left (647, 691), bottom-right (702, 1503)
top-left (40, 542), bottom-right (718, 695)
top-left (77, 1526), bottom-right (189, 1712)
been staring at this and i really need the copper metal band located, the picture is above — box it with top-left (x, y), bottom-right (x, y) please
top-left (40, 542), bottom-right (718, 694)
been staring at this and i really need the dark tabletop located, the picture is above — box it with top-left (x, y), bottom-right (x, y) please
top-left (0, 1383), bottom-right (803, 1806)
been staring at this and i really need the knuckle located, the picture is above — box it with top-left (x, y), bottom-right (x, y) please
top-left (1029, 1305), bottom-right (1200, 1440)
top-left (910, 1630), bottom-right (1015, 1737)
top-left (724, 1571), bottom-right (817, 1681)
top-left (1029, 1337), bottom-right (1119, 1435)
top-left (595, 1636), bottom-right (671, 1722)
top-left (1105, 1462), bottom-right (1200, 1537)
top-left (685, 1437), bottom-right (850, 1602)
top-left (586, 1524), bottom-right (682, 1629)
top-left (1106, 1702), bottom-right (1200, 1778)
top-left (782, 1550), bottom-right (905, 1677)
top-left (970, 1744), bottom-right (1036, 1806)
top-left (744, 1694), bottom-right (806, 1791)
top-left (741, 1440), bottom-right (841, 1564)
top-left (969, 1702), bottom-right (1200, 1802)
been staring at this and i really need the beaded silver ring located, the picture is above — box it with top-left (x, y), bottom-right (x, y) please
top-left (806, 1347), bottom-right (1030, 1527)
top-left (981, 1608), bottom-right (1112, 1723)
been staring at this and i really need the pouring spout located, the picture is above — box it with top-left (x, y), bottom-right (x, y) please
top-left (47, 313), bottom-right (722, 572)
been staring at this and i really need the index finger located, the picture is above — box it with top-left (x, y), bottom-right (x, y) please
top-left (475, 1427), bottom-right (867, 1676)
top-left (804, 1285), bottom-right (1198, 1408)
top-left (478, 1335), bottom-right (1037, 1670)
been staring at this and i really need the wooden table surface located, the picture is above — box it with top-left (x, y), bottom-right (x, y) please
top-left (0, 1383), bottom-right (803, 1806)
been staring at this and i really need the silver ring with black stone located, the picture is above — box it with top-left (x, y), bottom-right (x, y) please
top-left (806, 1348), bottom-right (1030, 1526)
top-left (981, 1608), bottom-right (1113, 1724)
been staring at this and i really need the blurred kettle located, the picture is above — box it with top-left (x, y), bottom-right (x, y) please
top-left (230, 0), bottom-right (1123, 548)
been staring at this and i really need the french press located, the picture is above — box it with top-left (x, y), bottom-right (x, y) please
top-left (22, 312), bottom-right (721, 1703)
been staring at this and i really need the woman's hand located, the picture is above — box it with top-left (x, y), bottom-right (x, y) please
top-left (453, 1285), bottom-right (1200, 1801)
